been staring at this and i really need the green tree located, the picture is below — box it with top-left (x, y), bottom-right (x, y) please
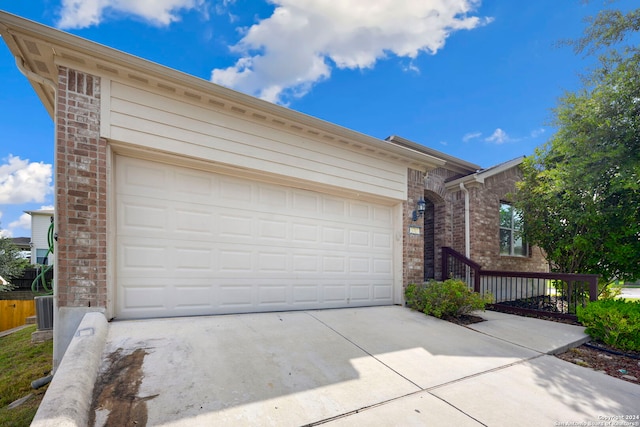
top-left (515, 6), bottom-right (640, 286)
top-left (0, 231), bottom-right (29, 292)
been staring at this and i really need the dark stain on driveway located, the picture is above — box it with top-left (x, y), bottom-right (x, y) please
top-left (89, 347), bottom-right (158, 427)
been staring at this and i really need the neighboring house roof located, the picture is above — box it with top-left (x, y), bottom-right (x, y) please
top-left (10, 237), bottom-right (31, 250)
top-left (0, 11), bottom-right (449, 172)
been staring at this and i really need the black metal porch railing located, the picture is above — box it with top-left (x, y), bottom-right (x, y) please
top-left (441, 247), bottom-right (599, 319)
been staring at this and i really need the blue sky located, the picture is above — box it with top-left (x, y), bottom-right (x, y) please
top-left (0, 0), bottom-right (636, 238)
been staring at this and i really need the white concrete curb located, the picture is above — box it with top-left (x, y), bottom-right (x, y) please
top-left (31, 312), bottom-right (108, 427)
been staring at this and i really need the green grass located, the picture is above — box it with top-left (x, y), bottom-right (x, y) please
top-left (0, 325), bottom-right (53, 427)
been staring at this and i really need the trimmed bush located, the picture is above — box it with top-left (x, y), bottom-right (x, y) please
top-left (405, 279), bottom-right (492, 319)
top-left (577, 299), bottom-right (640, 351)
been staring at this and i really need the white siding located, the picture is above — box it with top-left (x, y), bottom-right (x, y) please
top-left (106, 81), bottom-right (407, 201)
top-left (30, 213), bottom-right (53, 265)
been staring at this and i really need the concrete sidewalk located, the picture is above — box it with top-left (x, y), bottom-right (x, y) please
top-left (33, 306), bottom-right (640, 426)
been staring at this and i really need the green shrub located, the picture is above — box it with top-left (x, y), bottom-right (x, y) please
top-left (577, 299), bottom-right (640, 351)
top-left (405, 279), bottom-right (492, 319)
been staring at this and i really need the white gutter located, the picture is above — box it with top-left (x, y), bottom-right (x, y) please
top-left (14, 55), bottom-right (57, 92)
top-left (460, 183), bottom-right (471, 258)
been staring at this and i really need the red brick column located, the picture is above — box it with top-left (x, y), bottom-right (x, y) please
top-left (403, 168), bottom-right (425, 287)
top-left (55, 67), bottom-right (107, 308)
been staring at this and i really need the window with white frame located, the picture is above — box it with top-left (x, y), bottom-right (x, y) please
top-left (499, 202), bottom-right (528, 256)
top-left (36, 248), bottom-right (49, 265)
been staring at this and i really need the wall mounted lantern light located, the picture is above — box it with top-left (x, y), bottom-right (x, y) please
top-left (412, 197), bottom-right (426, 221)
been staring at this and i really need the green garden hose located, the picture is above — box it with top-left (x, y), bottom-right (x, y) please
top-left (32, 217), bottom-right (54, 295)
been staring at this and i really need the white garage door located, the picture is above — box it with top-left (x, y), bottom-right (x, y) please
top-left (115, 156), bottom-right (396, 319)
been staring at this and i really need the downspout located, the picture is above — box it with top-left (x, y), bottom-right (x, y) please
top-left (459, 183), bottom-right (470, 259)
top-left (14, 55), bottom-right (57, 92)
top-left (459, 182), bottom-right (473, 288)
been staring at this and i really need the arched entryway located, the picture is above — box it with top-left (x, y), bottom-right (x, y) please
top-left (423, 191), bottom-right (445, 280)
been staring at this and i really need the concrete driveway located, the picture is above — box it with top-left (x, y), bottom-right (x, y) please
top-left (33, 307), bottom-right (640, 426)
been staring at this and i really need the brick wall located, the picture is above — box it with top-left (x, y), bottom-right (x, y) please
top-left (55, 67), bottom-right (108, 308)
top-left (404, 168), bottom-right (425, 287)
top-left (450, 189), bottom-right (466, 255)
top-left (469, 168), bottom-right (548, 272)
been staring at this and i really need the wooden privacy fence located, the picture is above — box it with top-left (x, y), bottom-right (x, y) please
top-left (0, 300), bottom-right (36, 332)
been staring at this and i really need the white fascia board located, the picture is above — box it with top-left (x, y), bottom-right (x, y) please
top-left (444, 156), bottom-right (524, 190)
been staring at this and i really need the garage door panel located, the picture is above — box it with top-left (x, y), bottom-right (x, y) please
top-left (219, 284), bottom-right (255, 308)
top-left (258, 285), bottom-right (288, 305)
top-left (374, 284), bottom-right (393, 300)
top-left (322, 227), bottom-right (345, 245)
top-left (175, 170), bottom-right (214, 196)
top-left (120, 284), bottom-right (167, 311)
top-left (323, 285), bottom-right (347, 302)
top-left (350, 284), bottom-right (373, 302)
top-left (121, 244), bottom-right (169, 270)
top-left (322, 256), bottom-right (346, 273)
top-left (173, 286), bottom-right (214, 309)
top-left (175, 209), bottom-right (215, 234)
top-left (219, 215), bottom-right (253, 238)
top-left (175, 247), bottom-right (215, 271)
top-left (120, 200), bottom-right (167, 232)
top-left (373, 232), bottom-right (393, 249)
top-left (323, 197), bottom-right (346, 216)
top-left (220, 178), bottom-right (253, 203)
top-left (373, 258), bottom-right (392, 274)
top-left (219, 250), bottom-right (253, 272)
top-left (116, 156), bottom-right (395, 319)
top-left (293, 255), bottom-right (319, 273)
top-left (258, 219), bottom-right (288, 240)
top-left (122, 162), bottom-right (168, 192)
top-left (258, 186), bottom-right (288, 206)
top-left (257, 253), bottom-right (288, 273)
top-left (292, 191), bottom-right (319, 212)
top-left (292, 223), bottom-right (319, 243)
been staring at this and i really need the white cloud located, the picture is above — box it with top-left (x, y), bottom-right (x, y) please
top-left (462, 131), bottom-right (482, 142)
top-left (0, 211), bottom-right (12, 238)
top-left (484, 128), bottom-right (510, 144)
top-left (0, 155), bottom-right (53, 205)
top-left (530, 127), bottom-right (545, 138)
top-left (212, 0), bottom-right (492, 103)
top-left (0, 211), bottom-right (6, 238)
top-left (8, 213), bottom-right (31, 232)
top-left (57, 0), bottom-right (208, 29)
top-left (402, 60), bottom-right (421, 74)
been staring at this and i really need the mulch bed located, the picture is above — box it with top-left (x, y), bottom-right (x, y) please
top-left (443, 314), bottom-right (485, 326)
top-left (555, 342), bottom-right (640, 384)
top-left (500, 294), bottom-right (571, 312)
